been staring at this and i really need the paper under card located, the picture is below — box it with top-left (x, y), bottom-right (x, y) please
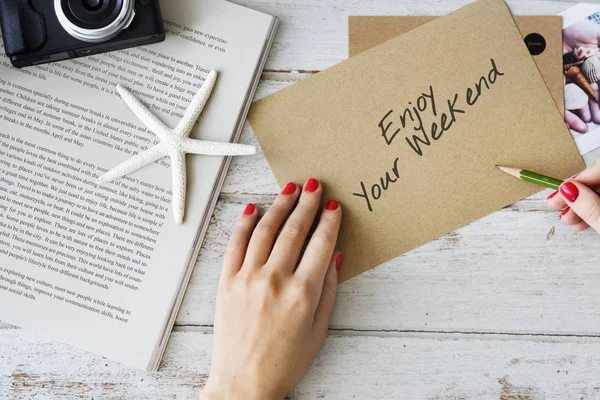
top-left (348, 16), bottom-right (565, 116)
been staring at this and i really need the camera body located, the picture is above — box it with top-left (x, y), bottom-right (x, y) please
top-left (0, 0), bottom-right (165, 68)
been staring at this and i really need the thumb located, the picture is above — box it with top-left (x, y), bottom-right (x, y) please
top-left (560, 181), bottom-right (600, 232)
top-left (573, 159), bottom-right (600, 189)
top-left (312, 252), bottom-right (342, 337)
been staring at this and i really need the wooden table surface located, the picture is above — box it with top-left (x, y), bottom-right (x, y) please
top-left (3, 0), bottom-right (600, 398)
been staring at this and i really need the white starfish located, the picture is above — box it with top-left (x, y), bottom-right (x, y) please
top-left (97, 70), bottom-right (256, 224)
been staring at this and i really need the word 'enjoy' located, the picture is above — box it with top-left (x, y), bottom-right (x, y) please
top-left (353, 58), bottom-right (505, 212)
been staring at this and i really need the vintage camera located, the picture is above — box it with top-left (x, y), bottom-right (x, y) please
top-left (0, 0), bottom-right (165, 68)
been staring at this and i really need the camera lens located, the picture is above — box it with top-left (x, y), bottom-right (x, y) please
top-left (83, 0), bottom-right (103, 12)
top-left (63, 0), bottom-right (121, 29)
top-left (54, 0), bottom-right (135, 43)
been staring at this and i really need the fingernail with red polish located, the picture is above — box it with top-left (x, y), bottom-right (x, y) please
top-left (335, 254), bottom-right (343, 271)
top-left (244, 203), bottom-right (255, 215)
top-left (547, 191), bottom-right (558, 201)
top-left (305, 178), bottom-right (319, 193)
top-left (326, 199), bottom-right (339, 210)
top-left (560, 207), bottom-right (570, 219)
top-left (282, 182), bottom-right (296, 195)
top-left (560, 182), bottom-right (579, 203)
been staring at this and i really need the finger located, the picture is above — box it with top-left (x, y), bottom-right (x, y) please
top-left (267, 178), bottom-right (322, 273)
top-left (565, 110), bottom-right (589, 133)
top-left (559, 181), bottom-right (600, 232)
top-left (295, 200), bottom-right (342, 287)
top-left (222, 203), bottom-right (259, 278)
top-left (572, 160), bottom-right (600, 188)
top-left (547, 164), bottom-right (600, 210)
top-left (578, 104), bottom-right (592, 123)
top-left (559, 206), bottom-right (582, 226)
top-left (547, 190), bottom-right (567, 210)
top-left (591, 84), bottom-right (600, 123)
top-left (312, 252), bottom-right (342, 336)
top-left (245, 182), bottom-right (300, 267)
top-left (571, 220), bottom-right (590, 232)
top-left (590, 99), bottom-right (600, 124)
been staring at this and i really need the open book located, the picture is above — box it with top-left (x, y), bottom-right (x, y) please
top-left (0, 0), bottom-right (278, 371)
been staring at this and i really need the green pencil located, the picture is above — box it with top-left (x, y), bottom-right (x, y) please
top-left (496, 166), bottom-right (565, 190)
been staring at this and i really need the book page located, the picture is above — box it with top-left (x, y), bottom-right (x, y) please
top-left (0, 0), bottom-right (273, 370)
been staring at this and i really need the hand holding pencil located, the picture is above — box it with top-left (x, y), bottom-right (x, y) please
top-left (547, 161), bottom-right (600, 232)
top-left (498, 160), bottom-right (600, 232)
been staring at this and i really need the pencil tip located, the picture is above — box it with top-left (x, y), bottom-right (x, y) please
top-left (494, 165), bottom-right (499, 169)
top-left (496, 165), bottom-right (521, 179)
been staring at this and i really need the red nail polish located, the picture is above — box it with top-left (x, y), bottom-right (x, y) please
top-left (244, 203), bottom-right (255, 215)
top-left (326, 199), bottom-right (339, 210)
top-left (335, 254), bottom-right (343, 271)
top-left (560, 182), bottom-right (579, 203)
top-left (573, 174), bottom-right (580, 180)
top-left (282, 182), bottom-right (296, 195)
top-left (560, 207), bottom-right (570, 219)
top-left (305, 178), bottom-right (319, 193)
top-left (547, 191), bottom-right (558, 200)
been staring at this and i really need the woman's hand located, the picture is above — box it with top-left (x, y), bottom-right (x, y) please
top-left (548, 160), bottom-right (600, 232)
top-left (201, 179), bottom-right (343, 400)
top-left (564, 83), bottom-right (600, 133)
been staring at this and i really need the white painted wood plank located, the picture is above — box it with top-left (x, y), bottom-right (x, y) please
top-left (228, 0), bottom-right (576, 71)
top-left (3, 328), bottom-right (600, 399)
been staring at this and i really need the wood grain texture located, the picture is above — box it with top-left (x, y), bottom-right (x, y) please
top-left (3, 329), bottom-right (600, 399)
top-left (2, 0), bottom-right (598, 398)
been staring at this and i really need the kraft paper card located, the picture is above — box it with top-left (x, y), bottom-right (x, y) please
top-left (248, 0), bottom-right (584, 282)
top-left (349, 16), bottom-right (565, 116)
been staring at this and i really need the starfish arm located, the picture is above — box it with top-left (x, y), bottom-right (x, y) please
top-left (175, 70), bottom-right (217, 138)
top-left (117, 85), bottom-right (173, 142)
top-left (97, 144), bottom-right (168, 184)
top-left (170, 151), bottom-right (187, 224)
top-left (181, 138), bottom-right (257, 156)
